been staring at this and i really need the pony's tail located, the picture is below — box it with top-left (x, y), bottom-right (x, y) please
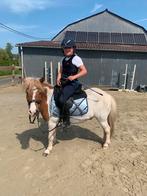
top-left (108, 96), bottom-right (117, 137)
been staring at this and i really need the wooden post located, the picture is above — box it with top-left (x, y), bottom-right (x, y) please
top-left (11, 64), bottom-right (15, 85)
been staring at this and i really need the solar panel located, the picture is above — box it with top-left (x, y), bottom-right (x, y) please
top-left (134, 34), bottom-right (147, 45)
top-left (111, 33), bottom-right (122, 44)
top-left (99, 32), bottom-right (111, 43)
top-left (64, 31), bottom-right (76, 41)
top-left (87, 32), bottom-right (98, 42)
top-left (64, 31), bottom-right (147, 45)
top-left (122, 33), bottom-right (134, 44)
top-left (76, 31), bottom-right (87, 42)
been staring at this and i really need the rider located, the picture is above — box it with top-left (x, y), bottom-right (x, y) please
top-left (56, 39), bottom-right (87, 127)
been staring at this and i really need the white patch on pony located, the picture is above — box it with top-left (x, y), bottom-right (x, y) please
top-left (29, 87), bottom-right (38, 116)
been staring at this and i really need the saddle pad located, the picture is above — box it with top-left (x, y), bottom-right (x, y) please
top-left (50, 96), bottom-right (88, 117)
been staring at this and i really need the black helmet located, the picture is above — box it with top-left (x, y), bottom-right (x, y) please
top-left (61, 39), bottom-right (76, 49)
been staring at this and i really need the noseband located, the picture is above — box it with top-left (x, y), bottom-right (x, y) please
top-left (28, 99), bottom-right (41, 106)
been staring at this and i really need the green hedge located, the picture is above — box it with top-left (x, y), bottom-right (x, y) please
top-left (0, 70), bottom-right (21, 76)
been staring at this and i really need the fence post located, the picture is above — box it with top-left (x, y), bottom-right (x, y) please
top-left (11, 64), bottom-right (15, 85)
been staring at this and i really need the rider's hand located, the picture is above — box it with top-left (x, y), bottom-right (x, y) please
top-left (57, 78), bottom-right (61, 86)
top-left (68, 76), bottom-right (76, 81)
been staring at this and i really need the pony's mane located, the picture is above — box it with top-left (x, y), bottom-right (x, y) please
top-left (24, 77), bottom-right (52, 92)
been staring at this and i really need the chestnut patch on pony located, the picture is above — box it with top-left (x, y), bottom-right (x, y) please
top-left (24, 77), bottom-right (51, 121)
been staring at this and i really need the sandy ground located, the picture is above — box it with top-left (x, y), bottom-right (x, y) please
top-left (0, 85), bottom-right (147, 196)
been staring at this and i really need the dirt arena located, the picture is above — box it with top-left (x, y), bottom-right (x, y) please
top-left (0, 85), bottom-right (147, 196)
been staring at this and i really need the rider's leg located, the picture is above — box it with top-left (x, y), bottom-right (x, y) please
top-left (58, 83), bottom-right (76, 127)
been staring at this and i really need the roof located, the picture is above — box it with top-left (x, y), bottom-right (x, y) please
top-left (17, 41), bottom-right (147, 53)
top-left (52, 9), bottom-right (147, 41)
top-left (16, 9), bottom-right (147, 53)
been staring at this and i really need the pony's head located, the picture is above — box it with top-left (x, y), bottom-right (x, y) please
top-left (24, 77), bottom-right (52, 121)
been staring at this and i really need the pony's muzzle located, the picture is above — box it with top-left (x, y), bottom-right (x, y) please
top-left (28, 109), bottom-right (38, 116)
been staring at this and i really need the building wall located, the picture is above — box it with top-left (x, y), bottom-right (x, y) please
top-left (53, 11), bottom-right (146, 42)
top-left (22, 47), bottom-right (63, 80)
top-left (22, 47), bottom-right (147, 89)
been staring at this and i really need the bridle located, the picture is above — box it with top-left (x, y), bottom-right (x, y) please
top-left (27, 86), bottom-right (63, 135)
top-left (28, 100), bottom-right (40, 124)
top-left (28, 87), bottom-right (41, 124)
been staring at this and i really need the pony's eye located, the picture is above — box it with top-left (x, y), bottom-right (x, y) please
top-left (27, 101), bottom-right (31, 106)
top-left (36, 100), bottom-right (41, 104)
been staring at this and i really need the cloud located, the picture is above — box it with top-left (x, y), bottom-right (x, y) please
top-left (90, 3), bottom-right (103, 13)
top-left (0, 0), bottom-right (55, 13)
top-left (135, 18), bottom-right (147, 22)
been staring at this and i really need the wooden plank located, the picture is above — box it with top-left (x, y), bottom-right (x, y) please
top-left (0, 66), bottom-right (22, 71)
top-left (0, 66), bottom-right (13, 71)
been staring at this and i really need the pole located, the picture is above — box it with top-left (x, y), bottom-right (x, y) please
top-left (130, 64), bottom-right (136, 90)
top-left (122, 64), bottom-right (128, 89)
top-left (20, 47), bottom-right (24, 79)
top-left (44, 61), bottom-right (48, 82)
top-left (50, 61), bottom-right (53, 85)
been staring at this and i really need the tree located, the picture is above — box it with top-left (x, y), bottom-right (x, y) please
top-left (0, 43), bottom-right (19, 66)
top-left (5, 43), bottom-right (13, 59)
top-left (0, 48), bottom-right (10, 66)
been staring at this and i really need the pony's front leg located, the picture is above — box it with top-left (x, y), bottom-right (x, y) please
top-left (44, 117), bottom-right (58, 156)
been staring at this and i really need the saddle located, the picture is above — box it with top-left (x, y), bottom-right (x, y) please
top-left (50, 85), bottom-right (88, 117)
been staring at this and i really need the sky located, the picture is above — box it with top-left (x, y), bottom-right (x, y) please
top-left (0, 0), bottom-right (147, 53)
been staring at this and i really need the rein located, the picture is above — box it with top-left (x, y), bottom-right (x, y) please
top-left (81, 83), bottom-right (103, 96)
top-left (29, 110), bottom-right (62, 133)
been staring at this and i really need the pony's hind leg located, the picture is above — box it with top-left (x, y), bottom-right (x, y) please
top-left (100, 120), bottom-right (111, 149)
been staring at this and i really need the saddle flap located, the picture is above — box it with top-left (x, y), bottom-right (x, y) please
top-left (50, 96), bottom-right (88, 117)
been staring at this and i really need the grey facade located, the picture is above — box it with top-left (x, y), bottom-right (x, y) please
top-left (17, 9), bottom-right (147, 89)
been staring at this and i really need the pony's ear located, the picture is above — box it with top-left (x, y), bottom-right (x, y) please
top-left (22, 78), bottom-right (29, 90)
top-left (39, 77), bottom-right (45, 83)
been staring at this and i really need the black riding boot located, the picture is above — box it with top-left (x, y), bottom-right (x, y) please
top-left (62, 104), bottom-right (70, 128)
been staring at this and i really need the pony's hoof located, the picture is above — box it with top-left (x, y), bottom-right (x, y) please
top-left (42, 152), bottom-right (48, 157)
top-left (103, 143), bottom-right (109, 149)
top-left (43, 149), bottom-right (50, 156)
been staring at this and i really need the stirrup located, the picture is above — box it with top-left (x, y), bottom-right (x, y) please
top-left (62, 119), bottom-right (71, 128)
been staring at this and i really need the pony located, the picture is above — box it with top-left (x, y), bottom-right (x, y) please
top-left (24, 77), bottom-right (117, 156)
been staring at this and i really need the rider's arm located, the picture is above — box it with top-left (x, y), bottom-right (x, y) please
top-left (57, 66), bottom-right (62, 86)
top-left (68, 64), bottom-right (87, 81)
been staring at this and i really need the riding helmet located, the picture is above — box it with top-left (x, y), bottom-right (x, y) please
top-left (61, 39), bottom-right (76, 49)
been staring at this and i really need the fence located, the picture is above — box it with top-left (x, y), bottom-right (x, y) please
top-left (0, 65), bottom-right (22, 85)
